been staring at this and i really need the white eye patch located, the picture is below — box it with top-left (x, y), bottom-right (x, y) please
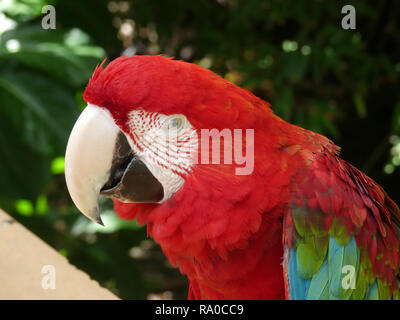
top-left (125, 110), bottom-right (198, 202)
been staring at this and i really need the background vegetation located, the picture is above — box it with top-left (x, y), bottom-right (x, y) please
top-left (0, 0), bottom-right (399, 299)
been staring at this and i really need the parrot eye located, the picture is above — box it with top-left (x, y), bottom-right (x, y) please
top-left (167, 116), bottom-right (184, 131)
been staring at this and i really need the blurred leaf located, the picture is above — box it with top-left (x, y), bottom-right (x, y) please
top-left (0, 109), bottom-right (51, 200)
top-left (58, 248), bottom-right (68, 257)
top-left (0, 23), bottom-right (103, 203)
top-left (391, 102), bottom-right (400, 132)
top-left (0, 26), bottom-right (105, 87)
top-left (281, 52), bottom-right (308, 83)
top-left (51, 157), bottom-right (65, 174)
top-left (15, 199), bottom-right (34, 216)
top-left (353, 92), bottom-right (367, 118)
top-left (274, 87), bottom-right (293, 121)
top-left (36, 194), bottom-right (49, 215)
top-left (0, 0), bottom-right (48, 22)
top-left (0, 71), bottom-right (79, 152)
top-left (71, 210), bottom-right (143, 236)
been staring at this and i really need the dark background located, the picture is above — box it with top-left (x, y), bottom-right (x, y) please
top-left (0, 0), bottom-right (399, 299)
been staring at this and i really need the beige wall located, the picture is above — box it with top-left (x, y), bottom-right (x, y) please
top-left (0, 209), bottom-right (118, 300)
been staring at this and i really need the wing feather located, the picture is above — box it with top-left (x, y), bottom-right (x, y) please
top-left (283, 153), bottom-right (400, 300)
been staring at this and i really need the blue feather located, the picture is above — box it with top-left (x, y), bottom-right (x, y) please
top-left (306, 258), bottom-right (329, 300)
top-left (288, 249), bottom-right (311, 300)
top-left (288, 237), bottom-right (360, 300)
top-left (328, 236), bottom-right (358, 299)
top-left (366, 281), bottom-right (379, 300)
top-left (328, 237), bottom-right (344, 298)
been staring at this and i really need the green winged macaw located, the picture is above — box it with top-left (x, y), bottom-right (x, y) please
top-left (64, 55), bottom-right (400, 299)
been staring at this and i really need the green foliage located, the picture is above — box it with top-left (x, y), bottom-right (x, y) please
top-left (0, 24), bottom-right (103, 201)
top-left (0, 0), bottom-right (399, 299)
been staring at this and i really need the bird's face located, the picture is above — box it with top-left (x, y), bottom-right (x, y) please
top-left (65, 55), bottom-right (267, 225)
top-left (65, 103), bottom-right (198, 225)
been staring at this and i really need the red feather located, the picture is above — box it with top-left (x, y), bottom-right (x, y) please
top-left (82, 56), bottom-right (400, 299)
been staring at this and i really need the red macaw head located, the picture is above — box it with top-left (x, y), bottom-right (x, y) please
top-left (65, 55), bottom-right (273, 225)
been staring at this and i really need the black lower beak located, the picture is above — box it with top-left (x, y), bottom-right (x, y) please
top-left (100, 132), bottom-right (164, 203)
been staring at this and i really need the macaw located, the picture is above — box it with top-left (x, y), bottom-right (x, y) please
top-left (65, 55), bottom-right (400, 300)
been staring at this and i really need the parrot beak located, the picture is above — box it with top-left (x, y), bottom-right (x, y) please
top-left (65, 104), bottom-right (164, 225)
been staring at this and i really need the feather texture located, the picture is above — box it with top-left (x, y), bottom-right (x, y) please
top-left (82, 55), bottom-right (400, 299)
top-left (283, 152), bottom-right (400, 300)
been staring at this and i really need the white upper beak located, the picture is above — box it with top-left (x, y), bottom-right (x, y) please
top-left (65, 104), bottom-right (120, 225)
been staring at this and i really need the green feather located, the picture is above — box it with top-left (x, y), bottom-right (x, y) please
top-left (296, 235), bottom-right (329, 279)
top-left (292, 208), bottom-right (309, 238)
top-left (393, 283), bottom-right (400, 300)
top-left (350, 262), bottom-right (367, 300)
top-left (360, 249), bottom-right (376, 285)
top-left (328, 217), bottom-right (350, 246)
top-left (377, 278), bottom-right (391, 300)
top-left (292, 208), bottom-right (327, 238)
top-left (309, 212), bottom-right (328, 238)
